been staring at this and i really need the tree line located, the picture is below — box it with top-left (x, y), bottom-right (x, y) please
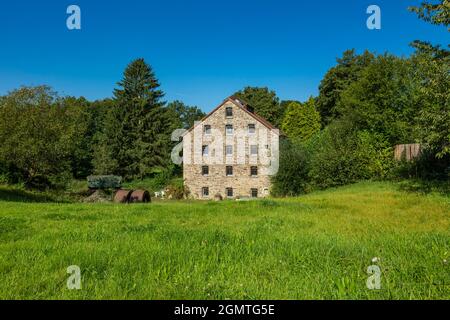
top-left (0, 1), bottom-right (448, 193)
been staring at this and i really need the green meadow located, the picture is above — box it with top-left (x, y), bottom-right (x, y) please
top-left (0, 181), bottom-right (449, 299)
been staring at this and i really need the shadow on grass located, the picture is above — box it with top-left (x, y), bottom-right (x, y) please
top-left (0, 187), bottom-right (70, 203)
top-left (397, 180), bottom-right (450, 196)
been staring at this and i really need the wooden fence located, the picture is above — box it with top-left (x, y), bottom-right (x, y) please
top-left (394, 144), bottom-right (421, 161)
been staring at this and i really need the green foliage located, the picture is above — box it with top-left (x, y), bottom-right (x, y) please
top-left (337, 54), bottom-right (421, 146)
top-left (316, 50), bottom-right (374, 126)
top-left (271, 140), bottom-right (311, 196)
top-left (166, 100), bottom-right (205, 129)
top-left (94, 58), bottom-right (173, 180)
top-left (408, 0), bottom-right (450, 30)
top-left (0, 86), bottom-right (86, 189)
top-left (234, 87), bottom-right (284, 127)
top-left (307, 121), bottom-right (393, 189)
top-left (395, 148), bottom-right (450, 181)
top-left (165, 178), bottom-right (188, 199)
top-left (281, 97), bottom-right (321, 142)
top-left (411, 50), bottom-right (450, 158)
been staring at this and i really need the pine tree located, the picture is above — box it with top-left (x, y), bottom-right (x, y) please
top-left (94, 58), bottom-right (172, 180)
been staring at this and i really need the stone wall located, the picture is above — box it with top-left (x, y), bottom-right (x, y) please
top-left (183, 99), bottom-right (279, 200)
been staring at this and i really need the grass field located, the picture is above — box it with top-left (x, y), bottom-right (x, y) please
top-left (0, 181), bottom-right (449, 299)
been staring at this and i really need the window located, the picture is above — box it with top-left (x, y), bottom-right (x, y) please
top-left (226, 188), bottom-right (233, 198)
top-left (202, 145), bottom-right (209, 156)
top-left (251, 188), bottom-right (258, 198)
top-left (202, 187), bottom-right (209, 197)
top-left (226, 107), bottom-right (233, 117)
top-left (202, 166), bottom-right (209, 176)
top-left (225, 145), bottom-right (233, 156)
top-left (248, 124), bottom-right (256, 134)
top-left (250, 166), bottom-right (258, 176)
top-left (250, 145), bottom-right (258, 155)
top-left (204, 125), bottom-right (211, 135)
top-left (226, 125), bottom-right (233, 135)
top-left (226, 166), bottom-right (233, 176)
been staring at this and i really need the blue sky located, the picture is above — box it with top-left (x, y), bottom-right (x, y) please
top-left (0, 0), bottom-right (447, 112)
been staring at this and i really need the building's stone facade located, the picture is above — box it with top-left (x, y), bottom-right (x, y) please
top-left (183, 97), bottom-right (280, 200)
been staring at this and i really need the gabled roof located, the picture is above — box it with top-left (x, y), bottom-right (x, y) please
top-left (183, 96), bottom-right (281, 136)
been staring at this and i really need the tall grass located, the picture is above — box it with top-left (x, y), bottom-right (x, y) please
top-left (0, 181), bottom-right (448, 299)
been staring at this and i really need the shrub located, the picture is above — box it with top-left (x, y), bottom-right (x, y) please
top-left (394, 147), bottom-right (450, 181)
top-left (307, 121), bottom-right (393, 189)
top-left (271, 139), bottom-right (311, 196)
top-left (165, 178), bottom-right (188, 200)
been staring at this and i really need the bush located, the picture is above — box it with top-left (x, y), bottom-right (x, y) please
top-left (271, 139), bottom-right (311, 196)
top-left (394, 148), bottom-right (450, 181)
top-left (307, 121), bottom-right (393, 189)
top-left (165, 178), bottom-right (188, 200)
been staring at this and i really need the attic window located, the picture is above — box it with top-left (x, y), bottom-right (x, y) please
top-left (248, 124), bottom-right (256, 134)
top-left (204, 125), bottom-right (211, 135)
top-left (226, 107), bottom-right (233, 117)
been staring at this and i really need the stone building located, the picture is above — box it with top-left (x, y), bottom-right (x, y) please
top-left (182, 96), bottom-right (281, 200)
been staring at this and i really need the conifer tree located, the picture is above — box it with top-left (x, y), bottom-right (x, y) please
top-left (94, 58), bottom-right (172, 179)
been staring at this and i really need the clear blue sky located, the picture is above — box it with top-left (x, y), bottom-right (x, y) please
top-left (0, 0), bottom-right (447, 112)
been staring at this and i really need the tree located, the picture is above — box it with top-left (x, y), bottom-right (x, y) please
top-left (0, 86), bottom-right (83, 188)
top-left (316, 50), bottom-right (374, 126)
top-left (94, 58), bottom-right (172, 180)
top-left (234, 87), bottom-right (283, 127)
top-left (166, 100), bottom-right (205, 129)
top-left (337, 54), bottom-right (421, 146)
top-left (281, 98), bottom-right (321, 143)
top-left (409, 0), bottom-right (449, 30)
top-left (408, 0), bottom-right (450, 158)
top-left (412, 49), bottom-right (450, 158)
top-left (271, 140), bottom-right (311, 196)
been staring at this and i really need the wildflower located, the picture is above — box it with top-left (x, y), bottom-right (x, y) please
top-left (371, 257), bottom-right (380, 263)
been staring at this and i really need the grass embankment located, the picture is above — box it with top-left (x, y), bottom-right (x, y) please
top-left (0, 181), bottom-right (448, 299)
